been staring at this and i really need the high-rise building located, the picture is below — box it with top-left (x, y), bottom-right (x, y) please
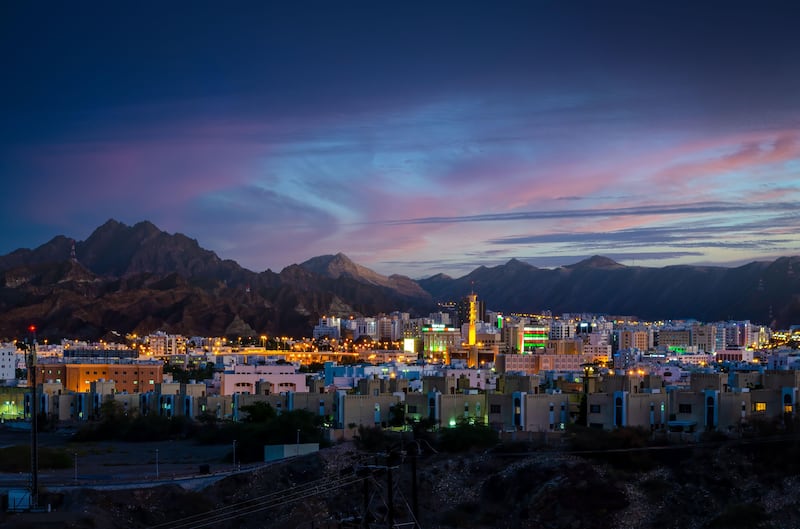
top-left (691, 324), bottom-right (717, 353)
top-left (354, 318), bottom-right (377, 340)
top-left (549, 320), bottom-right (576, 340)
top-left (457, 295), bottom-right (485, 327)
top-left (313, 316), bottom-right (341, 339)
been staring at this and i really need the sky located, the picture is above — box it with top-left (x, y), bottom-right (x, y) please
top-left (2, 2), bottom-right (800, 278)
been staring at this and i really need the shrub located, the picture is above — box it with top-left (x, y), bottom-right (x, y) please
top-left (438, 420), bottom-right (498, 452)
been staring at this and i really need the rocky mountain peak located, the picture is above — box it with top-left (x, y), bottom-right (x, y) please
top-left (567, 255), bottom-right (625, 269)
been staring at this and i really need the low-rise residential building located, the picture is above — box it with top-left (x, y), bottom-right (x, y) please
top-left (220, 364), bottom-right (309, 395)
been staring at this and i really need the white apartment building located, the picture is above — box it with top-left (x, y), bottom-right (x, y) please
top-left (354, 318), bottom-right (377, 340)
top-left (549, 320), bottom-right (577, 340)
top-left (0, 343), bottom-right (19, 381)
top-left (313, 316), bottom-right (341, 339)
top-left (148, 332), bottom-right (186, 356)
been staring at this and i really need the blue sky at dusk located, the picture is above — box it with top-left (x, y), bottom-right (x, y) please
top-left (2, 2), bottom-right (799, 278)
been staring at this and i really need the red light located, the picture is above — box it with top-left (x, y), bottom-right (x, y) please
top-left (28, 325), bottom-right (36, 333)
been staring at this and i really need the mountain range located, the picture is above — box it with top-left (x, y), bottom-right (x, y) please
top-left (0, 219), bottom-right (798, 341)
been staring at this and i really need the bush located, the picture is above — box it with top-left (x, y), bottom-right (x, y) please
top-left (567, 425), bottom-right (657, 471)
top-left (72, 401), bottom-right (198, 442)
top-left (0, 445), bottom-right (72, 472)
top-left (438, 421), bottom-right (498, 452)
top-left (706, 503), bottom-right (769, 529)
top-left (354, 425), bottom-right (390, 452)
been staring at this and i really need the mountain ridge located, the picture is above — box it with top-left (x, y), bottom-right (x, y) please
top-left (1, 219), bottom-right (799, 339)
top-left (0, 220), bottom-right (435, 340)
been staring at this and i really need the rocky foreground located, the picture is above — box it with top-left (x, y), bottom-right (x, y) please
top-left (3, 435), bottom-right (800, 529)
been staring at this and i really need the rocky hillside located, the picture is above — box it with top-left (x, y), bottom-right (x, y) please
top-left (0, 220), bottom-right (434, 341)
top-left (5, 436), bottom-right (800, 529)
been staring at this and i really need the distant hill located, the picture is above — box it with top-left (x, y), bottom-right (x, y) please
top-left (418, 255), bottom-right (800, 328)
top-left (0, 220), bottom-right (434, 341)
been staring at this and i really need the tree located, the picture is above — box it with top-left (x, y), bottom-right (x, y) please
top-left (388, 402), bottom-right (406, 428)
top-left (240, 401), bottom-right (277, 423)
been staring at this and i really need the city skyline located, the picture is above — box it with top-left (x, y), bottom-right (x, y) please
top-left (2, 2), bottom-right (799, 278)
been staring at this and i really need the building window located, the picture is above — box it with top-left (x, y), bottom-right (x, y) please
top-left (589, 404), bottom-right (601, 414)
top-left (678, 404), bottom-right (692, 414)
top-left (753, 402), bottom-right (767, 412)
top-left (490, 404), bottom-right (501, 414)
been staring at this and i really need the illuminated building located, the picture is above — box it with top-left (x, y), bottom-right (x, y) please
top-left (522, 325), bottom-right (548, 352)
top-left (34, 361), bottom-right (163, 393)
top-left (422, 324), bottom-right (461, 362)
top-left (467, 293), bottom-right (478, 346)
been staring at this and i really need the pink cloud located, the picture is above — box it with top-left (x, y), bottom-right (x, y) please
top-left (652, 132), bottom-right (800, 187)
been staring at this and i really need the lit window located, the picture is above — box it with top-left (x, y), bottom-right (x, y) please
top-left (753, 402), bottom-right (767, 412)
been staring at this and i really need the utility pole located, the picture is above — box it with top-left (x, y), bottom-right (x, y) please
top-left (28, 325), bottom-right (38, 509)
top-left (386, 464), bottom-right (394, 529)
top-left (411, 444), bottom-right (420, 528)
top-left (362, 474), bottom-right (369, 529)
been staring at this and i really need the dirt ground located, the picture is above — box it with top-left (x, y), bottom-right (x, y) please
top-left (0, 424), bottom-right (234, 486)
